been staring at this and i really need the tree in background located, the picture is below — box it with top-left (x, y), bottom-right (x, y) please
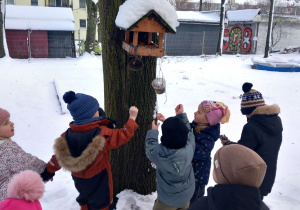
top-left (85, 0), bottom-right (97, 53)
top-left (199, 0), bottom-right (203, 11)
top-left (264, 0), bottom-right (275, 58)
top-left (217, 0), bottom-right (226, 56)
top-left (0, 0), bottom-right (5, 58)
top-left (98, 0), bottom-right (157, 201)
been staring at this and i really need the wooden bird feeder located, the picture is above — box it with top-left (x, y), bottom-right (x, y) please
top-left (121, 10), bottom-right (176, 57)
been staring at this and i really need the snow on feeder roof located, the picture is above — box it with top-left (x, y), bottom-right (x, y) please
top-left (115, 0), bottom-right (179, 57)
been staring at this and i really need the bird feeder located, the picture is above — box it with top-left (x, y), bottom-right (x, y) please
top-left (121, 10), bottom-right (176, 57)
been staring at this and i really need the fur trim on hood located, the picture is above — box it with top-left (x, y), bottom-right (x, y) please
top-left (250, 104), bottom-right (280, 117)
top-left (54, 135), bottom-right (106, 172)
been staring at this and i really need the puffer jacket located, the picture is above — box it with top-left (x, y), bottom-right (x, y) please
top-left (44, 118), bottom-right (138, 209)
top-left (188, 184), bottom-right (270, 210)
top-left (0, 139), bottom-right (46, 201)
top-left (192, 123), bottom-right (220, 187)
top-left (145, 113), bottom-right (195, 207)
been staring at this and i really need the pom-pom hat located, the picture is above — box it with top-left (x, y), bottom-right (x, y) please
top-left (161, 117), bottom-right (189, 149)
top-left (0, 170), bottom-right (45, 210)
top-left (240, 82), bottom-right (265, 115)
top-left (202, 100), bottom-right (230, 126)
top-left (0, 108), bottom-right (10, 125)
top-left (63, 91), bottom-right (99, 124)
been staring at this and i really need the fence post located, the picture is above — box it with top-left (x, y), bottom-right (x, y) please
top-left (202, 31), bottom-right (205, 55)
top-left (27, 29), bottom-right (32, 62)
top-left (78, 30), bottom-right (81, 56)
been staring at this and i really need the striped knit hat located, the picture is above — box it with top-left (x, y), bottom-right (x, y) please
top-left (0, 108), bottom-right (10, 125)
top-left (240, 82), bottom-right (265, 115)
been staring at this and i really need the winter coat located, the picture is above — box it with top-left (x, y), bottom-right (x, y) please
top-left (229, 104), bottom-right (282, 196)
top-left (0, 139), bottom-right (46, 201)
top-left (145, 113), bottom-right (195, 207)
top-left (44, 118), bottom-right (138, 209)
top-left (192, 123), bottom-right (220, 187)
top-left (188, 184), bottom-right (270, 210)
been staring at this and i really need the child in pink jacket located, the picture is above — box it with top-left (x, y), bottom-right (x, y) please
top-left (0, 108), bottom-right (46, 201)
top-left (0, 170), bottom-right (45, 210)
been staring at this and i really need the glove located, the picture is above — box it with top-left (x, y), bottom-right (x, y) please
top-left (40, 168), bottom-right (55, 182)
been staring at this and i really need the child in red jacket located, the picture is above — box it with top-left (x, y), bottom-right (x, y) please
top-left (41, 91), bottom-right (139, 210)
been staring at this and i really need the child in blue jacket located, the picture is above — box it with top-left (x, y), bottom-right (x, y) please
top-left (145, 104), bottom-right (195, 210)
top-left (190, 100), bottom-right (230, 204)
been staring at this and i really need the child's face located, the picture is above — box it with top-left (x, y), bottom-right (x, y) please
top-left (194, 104), bottom-right (208, 124)
top-left (0, 117), bottom-right (15, 140)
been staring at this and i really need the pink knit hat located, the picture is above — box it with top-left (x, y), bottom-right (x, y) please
top-left (201, 100), bottom-right (230, 126)
top-left (0, 108), bottom-right (10, 125)
top-left (0, 170), bottom-right (45, 210)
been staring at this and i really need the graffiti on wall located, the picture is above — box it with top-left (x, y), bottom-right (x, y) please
top-left (222, 25), bottom-right (253, 53)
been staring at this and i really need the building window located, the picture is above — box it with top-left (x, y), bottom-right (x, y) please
top-left (79, 0), bottom-right (86, 8)
top-left (50, 0), bottom-right (68, 7)
top-left (7, 0), bottom-right (14, 5)
top-left (31, 0), bottom-right (38, 6)
top-left (80, 20), bottom-right (86, 28)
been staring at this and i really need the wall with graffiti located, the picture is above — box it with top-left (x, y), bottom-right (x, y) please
top-left (222, 24), bottom-right (258, 54)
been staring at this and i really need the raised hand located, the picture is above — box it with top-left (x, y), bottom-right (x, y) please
top-left (156, 113), bottom-right (166, 122)
top-left (129, 106), bottom-right (139, 121)
top-left (175, 104), bottom-right (184, 115)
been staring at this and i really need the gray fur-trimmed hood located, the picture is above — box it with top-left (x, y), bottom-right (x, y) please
top-left (54, 135), bottom-right (106, 172)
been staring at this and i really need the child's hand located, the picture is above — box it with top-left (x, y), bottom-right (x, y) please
top-left (129, 106), bottom-right (138, 121)
top-left (152, 120), bottom-right (160, 130)
top-left (220, 135), bottom-right (229, 146)
top-left (175, 104), bottom-right (184, 115)
top-left (157, 113), bottom-right (166, 122)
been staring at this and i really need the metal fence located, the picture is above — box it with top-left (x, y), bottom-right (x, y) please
top-left (164, 31), bottom-right (219, 56)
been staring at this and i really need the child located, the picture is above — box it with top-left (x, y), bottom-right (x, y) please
top-left (189, 144), bottom-right (269, 210)
top-left (41, 91), bottom-right (139, 210)
top-left (0, 108), bottom-right (46, 202)
top-left (145, 104), bottom-right (195, 210)
top-left (0, 170), bottom-right (45, 210)
top-left (221, 82), bottom-right (282, 200)
top-left (190, 100), bottom-right (230, 204)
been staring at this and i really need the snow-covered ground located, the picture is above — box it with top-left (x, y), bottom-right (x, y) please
top-left (0, 52), bottom-right (299, 210)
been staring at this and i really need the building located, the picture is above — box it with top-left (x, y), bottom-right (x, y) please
top-left (5, 5), bottom-right (76, 58)
top-left (5, 0), bottom-right (93, 41)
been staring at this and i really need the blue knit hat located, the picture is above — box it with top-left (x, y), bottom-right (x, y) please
top-left (63, 91), bottom-right (99, 123)
top-left (161, 117), bottom-right (189, 149)
top-left (241, 82), bottom-right (265, 115)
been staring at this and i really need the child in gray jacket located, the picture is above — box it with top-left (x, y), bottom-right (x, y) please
top-left (145, 104), bottom-right (195, 210)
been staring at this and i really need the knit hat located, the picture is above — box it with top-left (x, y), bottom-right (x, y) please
top-left (201, 100), bottom-right (230, 126)
top-left (63, 91), bottom-right (99, 123)
top-left (241, 82), bottom-right (265, 115)
top-left (0, 170), bottom-right (45, 210)
top-left (0, 108), bottom-right (10, 125)
top-left (161, 117), bottom-right (189, 149)
top-left (214, 144), bottom-right (267, 188)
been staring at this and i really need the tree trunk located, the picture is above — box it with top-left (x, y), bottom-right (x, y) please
top-left (98, 0), bottom-right (157, 200)
top-left (217, 0), bottom-right (225, 56)
top-left (264, 0), bottom-right (274, 58)
top-left (85, 0), bottom-right (97, 53)
top-left (0, 0), bottom-right (5, 58)
top-left (199, 0), bottom-right (202, 11)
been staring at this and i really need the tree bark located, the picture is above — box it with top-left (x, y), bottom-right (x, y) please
top-left (0, 0), bottom-right (5, 58)
top-left (217, 0), bottom-right (225, 56)
top-left (98, 0), bottom-right (157, 200)
top-left (85, 0), bottom-right (97, 53)
top-left (264, 0), bottom-right (274, 58)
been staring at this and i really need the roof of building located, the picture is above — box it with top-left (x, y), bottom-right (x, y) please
top-left (227, 8), bottom-right (261, 22)
top-left (176, 11), bottom-right (220, 24)
top-left (5, 5), bottom-right (75, 31)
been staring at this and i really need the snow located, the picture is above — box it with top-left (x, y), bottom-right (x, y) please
top-left (115, 0), bottom-right (179, 32)
top-left (177, 11), bottom-right (219, 23)
top-left (1, 52), bottom-right (300, 210)
top-left (227, 8), bottom-right (261, 22)
top-left (5, 5), bottom-right (75, 31)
